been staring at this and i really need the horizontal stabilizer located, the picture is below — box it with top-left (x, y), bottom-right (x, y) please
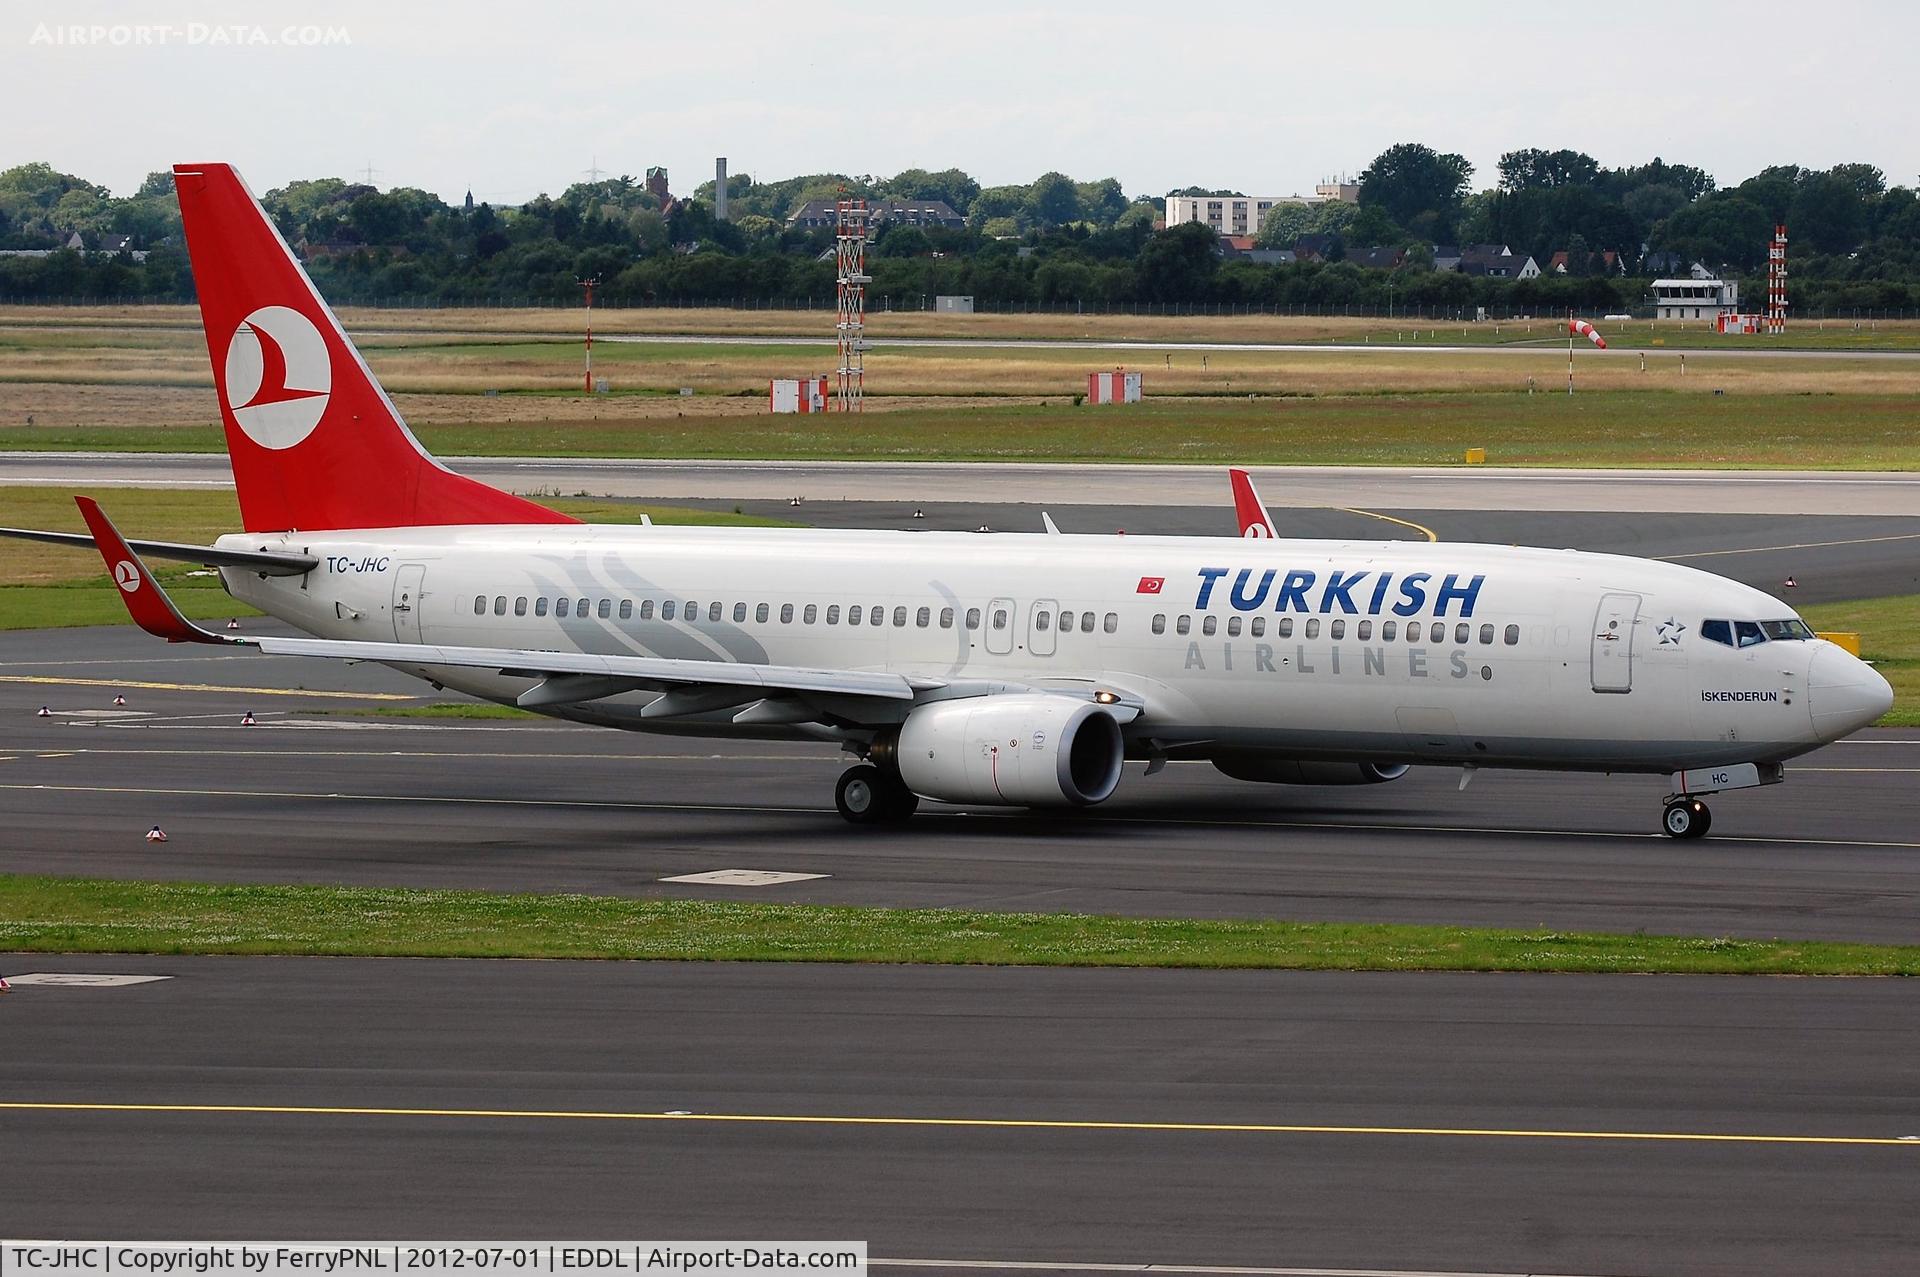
top-left (0, 525), bottom-right (317, 576)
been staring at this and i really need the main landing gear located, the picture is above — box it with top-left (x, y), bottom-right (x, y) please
top-left (1661, 798), bottom-right (1711, 840)
top-left (835, 763), bottom-right (920, 825)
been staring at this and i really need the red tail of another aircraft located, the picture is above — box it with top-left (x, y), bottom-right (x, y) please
top-left (172, 162), bottom-right (576, 533)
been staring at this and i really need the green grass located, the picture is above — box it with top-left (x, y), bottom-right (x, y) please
top-left (1, 874), bottom-right (1914, 974)
top-left (5, 392), bottom-right (1920, 468)
top-left (1801, 593), bottom-right (1920, 726)
top-left (344, 701), bottom-right (536, 720)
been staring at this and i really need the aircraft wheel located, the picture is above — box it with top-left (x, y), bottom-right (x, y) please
top-left (836, 765), bottom-right (889, 824)
top-left (1662, 799), bottom-right (1711, 839)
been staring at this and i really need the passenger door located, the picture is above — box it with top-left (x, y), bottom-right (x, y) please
top-left (1590, 592), bottom-right (1640, 693)
top-left (392, 563), bottom-right (427, 643)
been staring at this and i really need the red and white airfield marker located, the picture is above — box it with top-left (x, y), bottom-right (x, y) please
top-left (145, 825), bottom-right (169, 843)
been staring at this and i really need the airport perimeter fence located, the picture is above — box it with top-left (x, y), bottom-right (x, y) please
top-left (8, 294), bottom-right (1920, 323)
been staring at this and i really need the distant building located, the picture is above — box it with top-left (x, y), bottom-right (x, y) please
top-left (1346, 245), bottom-right (1406, 271)
top-left (1455, 245), bottom-right (1540, 279)
top-left (1431, 245), bottom-right (1463, 272)
top-left (1315, 181), bottom-right (1360, 203)
top-left (1292, 233), bottom-right (1341, 262)
top-left (1165, 193), bottom-right (1329, 237)
top-left (935, 295), bottom-right (974, 313)
top-left (1549, 248), bottom-right (1619, 274)
top-left (100, 234), bottom-right (136, 254)
top-left (785, 198), bottom-right (965, 231)
top-left (1653, 276), bottom-right (1738, 320)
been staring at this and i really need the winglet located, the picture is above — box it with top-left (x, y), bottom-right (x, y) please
top-left (1228, 467), bottom-right (1278, 539)
top-left (74, 496), bottom-right (234, 644)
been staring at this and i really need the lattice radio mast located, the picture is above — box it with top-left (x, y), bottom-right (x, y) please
top-left (834, 195), bottom-right (870, 411)
top-left (1766, 223), bottom-right (1788, 335)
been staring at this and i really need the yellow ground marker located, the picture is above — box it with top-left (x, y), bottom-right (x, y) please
top-left (0, 1100), bottom-right (1912, 1147)
top-left (0, 674), bottom-right (414, 701)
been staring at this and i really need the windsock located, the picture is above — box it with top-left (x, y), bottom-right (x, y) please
top-left (1570, 318), bottom-right (1607, 349)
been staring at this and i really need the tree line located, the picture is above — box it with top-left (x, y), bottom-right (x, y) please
top-left (3, 147), bottom-right (1920, 313)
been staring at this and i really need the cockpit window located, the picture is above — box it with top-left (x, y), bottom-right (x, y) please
top-left (1701, 619), bottom-right (1733, 647)
top-left (1704, 617), bottom-right (1813, 647)
top-left (1734, 621), bottom-right (1765, 648)
top-left (1761, 619), bottom-right (1814, 641)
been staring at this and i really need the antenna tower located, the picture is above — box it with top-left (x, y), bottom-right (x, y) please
top-left (834, 195), bottom-right (870, 412)
top-left (1766, 224), bottom-right (1788, 335)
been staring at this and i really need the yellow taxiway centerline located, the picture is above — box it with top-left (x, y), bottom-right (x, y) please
top-left (1334, 509), bottom-right (1439, 542)
top-left (0, 674), bottom-right (414, 701)
top-left (0, 1100), bottom-right (1912, 1147)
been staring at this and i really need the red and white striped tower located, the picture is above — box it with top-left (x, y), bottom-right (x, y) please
top-left (834, 197), bottom-right (870, 411)
top-left (1767, 224), bottom-right (1788, 335)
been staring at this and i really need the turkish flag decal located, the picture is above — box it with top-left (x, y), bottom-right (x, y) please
top-left (1136, 576), bottom-right (1165, 594)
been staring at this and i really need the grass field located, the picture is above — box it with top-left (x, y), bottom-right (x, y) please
top-left (9, 303), bottom-right (1920, 350)
top-left (2, 874), bottom-right (1914, 974)
top-left (0, 488), bottom-right (784, 629)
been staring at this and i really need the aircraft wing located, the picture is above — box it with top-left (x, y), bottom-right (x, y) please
top-left (1228, 467), bottom-right (1278, 538)
top-left (70, 495), bottom-right (936, 713)
top-left (0, 524), bottom-right (318, 576)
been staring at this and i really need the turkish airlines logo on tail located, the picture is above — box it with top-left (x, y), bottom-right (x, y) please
top-left (223, 305), bottom-right (331, 449)
top-left (113, 560), bottom-right (141, 592)
top-left (1137, 576), bottom-right (1164, 594)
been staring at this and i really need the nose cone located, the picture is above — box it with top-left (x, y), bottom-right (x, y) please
top-left (1809, 645), bottom-right (1895, 739)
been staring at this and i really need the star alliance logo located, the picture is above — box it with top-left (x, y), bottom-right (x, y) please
top-left (1657, 617), bottom-right (1687, 647)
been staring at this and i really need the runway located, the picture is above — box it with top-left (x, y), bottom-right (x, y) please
top-left (3, 953), bottom-right (1916, 1273)
top-left (4, 626), bottom-right (1917, 943)
top-left (8, 451), bottom-right (1920, 515)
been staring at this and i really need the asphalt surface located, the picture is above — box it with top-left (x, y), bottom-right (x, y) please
top-left (4, 625), bottom-right (1918, 943)
top-left (9, 452), bottom-right (1920, 515)
top-left (1, 954), bottom-right (1915, 1273)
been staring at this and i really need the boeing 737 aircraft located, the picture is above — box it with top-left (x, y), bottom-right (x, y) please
top-left (2, 164), bottom-right (1895, 837)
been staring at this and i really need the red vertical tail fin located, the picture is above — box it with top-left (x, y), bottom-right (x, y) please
top-left (1228, 467), bottom-right (1278, 539)
top-left (172, 163), bottom-right (576, 533)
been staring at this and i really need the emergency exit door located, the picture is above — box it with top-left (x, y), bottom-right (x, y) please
top-left (1590, 592), bottom-right (1640, 693)
top-left (392, 563), bottom-right (426, 643)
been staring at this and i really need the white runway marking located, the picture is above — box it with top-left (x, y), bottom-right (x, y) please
top-left (3, 973), bottom-right (173, 987)
top-left (661, 869), bottom-right (830, 886)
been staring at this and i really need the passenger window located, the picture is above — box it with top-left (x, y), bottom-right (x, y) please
top-left (579, 598), bottom-right (590, 618)
top-left (992, 608), bottom-right (1009, 630)
top-left (710, 602), bottom-right (723, 623)
top-left (1036, 612), bottom-right (1052, 632)
top-left (514, 597), bottom-right (527, 616)
top-left (1479, 623), bottom-right (1493, 644)
top-left (965, 608), bottom-right (981, 630)
top-left (1306, 618), bottom-right (1320, 639)
top-left (557, 598), bottom-right (571, 618)
top-left (639, 599), bottom-right (655, 620)
top-left (1176, 615), bottom-right (1191, 636)
top-left (660, 600), bottom-right (674, 620)
top-left (1227, 616), bottom-right (1242, 637)
top-left (1455, 622), bottom-right (1469, 645)
top-left (618, 599), bottom-right (632, 620)
top-left (535, 597), bottom-right (549, 617)
top-left (939, 607), bottom-right (954, 629)
top-left (1382, 620), bottom-right (1396, 641)
top-left (917, 606), bottom-right (931, 628)
top-left (1083, 613), bottom-right (1096, 634)
top-left (1429, 622), bottom-right (1446, 642)
top-left (803, 604), bottom-right (817, 624)
top-left (1278, 617), bottom-right (1293, 638)
top-left (493, 596), bottom-right (507, 616)
top-left (1058, 611), bottom-right (1073, 632)
top-left (1330, 619), bottom-right (1344, 640)
top-left (848, 606), bottom-right (862, 627)
top-left (1735, 620), bottom-right (1766, 648)
top-left (827, 605), bottom-right (840, 625)
top-left (756, 603), bottom-right (769, 623)
top-left (893, 606), bottom-right (908, 627)
top-left (473, 595), bottom-right (486, 616)
top-left (780, 603), bottom-right (794, 624)
top-left (1250, 616), bottom-right (1264, 637)
top-left (1203, 616), bottom-right (1218, 636)
top-left (1504, 624), bottom-right (1520, 646)
top-left (1357, 620), bottom-right (1371, 640)
top-left (734, 602), bottom-right (748, 623)
top-left (597, 599), bottom-right (611, 619)
top-left (685, 600), bottom-right (697, 619)
top-left (1152, 614), bottom-right (1166, 635)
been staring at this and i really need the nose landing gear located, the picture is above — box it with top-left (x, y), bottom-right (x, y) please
top-left (1661, 798), bottom-right (1711, 839)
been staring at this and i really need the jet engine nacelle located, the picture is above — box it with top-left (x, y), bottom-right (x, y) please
top-left (898, 694), bottom-right (1125, 807)
top-left (1211, 756), bottom-right (1412, 786)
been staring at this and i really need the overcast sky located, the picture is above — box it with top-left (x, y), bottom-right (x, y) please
top-left (10, 0), bottom-right (1916, 204)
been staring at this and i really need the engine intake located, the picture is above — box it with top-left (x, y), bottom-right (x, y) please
top-left (898, 694), bottom-right (1124, 808)
top-left (1211, 756), bottom-right (1412, 786)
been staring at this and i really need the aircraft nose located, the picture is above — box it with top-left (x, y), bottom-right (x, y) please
top-left (1808, 645), bottom-right (1895, 739)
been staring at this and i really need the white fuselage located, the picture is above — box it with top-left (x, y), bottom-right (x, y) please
top-left (219, 523), bottom-right (1884, 773)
